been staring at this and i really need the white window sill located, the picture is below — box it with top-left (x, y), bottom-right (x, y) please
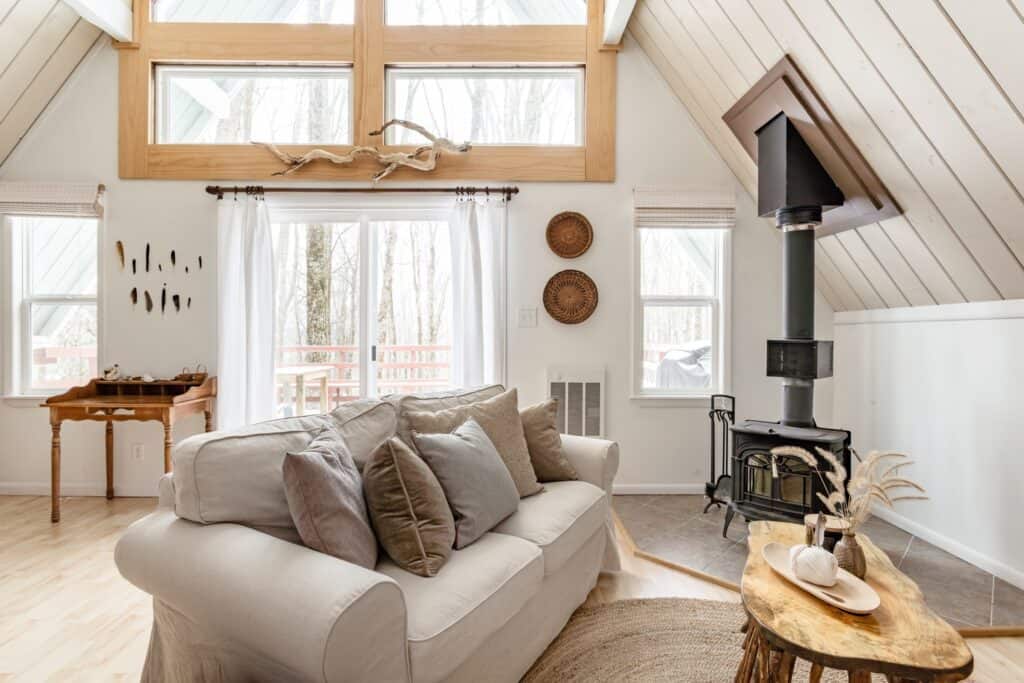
top-left (629, 394), bottom-right (715, 408)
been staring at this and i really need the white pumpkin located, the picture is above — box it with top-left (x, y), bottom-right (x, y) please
top-left (789, 544), bottom-right (839, 587)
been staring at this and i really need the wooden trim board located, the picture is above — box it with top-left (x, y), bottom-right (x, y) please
top-left (722, 56), bottom-right (901, 236)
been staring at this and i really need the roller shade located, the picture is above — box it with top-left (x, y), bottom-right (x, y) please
top-left (0, 182), bottom-right (104, 217)
top-left (634, 188), bottom-right (734, 229)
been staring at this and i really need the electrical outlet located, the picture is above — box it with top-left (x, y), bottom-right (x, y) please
top-left (131, 443), bottom-right (145, 461)
top-left (517, 307), bottom-right (538, 328)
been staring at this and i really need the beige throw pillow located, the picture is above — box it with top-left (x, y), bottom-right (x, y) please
top-left (362, 437), bottom-right (455, 577)
top-left (405, 388), bottom-right (543, 498)
top-left (520, 399), bottom-right (578, 482)
top-left (282, 429), bottom-right (377, 569)
top-left (413, 419), bottom-right (519, 549)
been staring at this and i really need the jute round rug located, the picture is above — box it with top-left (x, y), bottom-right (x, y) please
top-left (523, 598), bottom-right (879, 682)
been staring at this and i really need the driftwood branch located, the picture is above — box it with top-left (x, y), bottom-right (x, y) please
top-left (253, 119), bottom-right (471, 181)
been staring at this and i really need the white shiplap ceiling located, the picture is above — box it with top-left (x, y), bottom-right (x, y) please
top-left (0, 0), bottom-right (101, 167)
top-left (630, 0), bottom-right (1024, 311)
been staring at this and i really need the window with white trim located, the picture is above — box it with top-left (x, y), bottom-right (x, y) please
top-left (3, 216), bottom-right (99, 395)
top-left (632, 190), bottom-right (732, 398)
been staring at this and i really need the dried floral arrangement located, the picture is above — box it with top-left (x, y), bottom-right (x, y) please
top-left (770, 446), bottom-right (928, 534)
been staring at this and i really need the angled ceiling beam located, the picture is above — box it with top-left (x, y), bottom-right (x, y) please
top-left (603, 0), bottom-right (637, 47)
top-left (62, 0), bottom-right (133, 42)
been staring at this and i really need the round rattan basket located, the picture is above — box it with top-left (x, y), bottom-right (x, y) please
top-left (546, 211), bottom-right (593, 259)
top-left (543, 270), bottom-right (599, 324)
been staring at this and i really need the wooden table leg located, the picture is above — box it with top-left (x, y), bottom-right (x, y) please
top-left (162, 413), bottom-right (173, 473)
top-left (848, 672), bottom-right (871, 683)
top-left (809, 663), bottom-right (824, 683)
top-left (775, 652), bottom-right (796, 683)
top-left (50, 419), bottom-right (62, 523)
top-left (296, 375), bottom-right (306, 416)
top-left (735, 621), bottom-right (757, 683)
top-left (319, 375), bottom-right (328, 414)
top-left (105, 420), bottom-right (114, 500)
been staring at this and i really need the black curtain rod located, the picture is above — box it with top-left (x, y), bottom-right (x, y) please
top-left (205, 185), bottom-right (519, 199)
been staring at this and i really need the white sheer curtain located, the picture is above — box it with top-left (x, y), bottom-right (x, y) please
top-left (449, 194), bottom-right (508, 388)
top-left (217, 193), bottom-right (275, 428)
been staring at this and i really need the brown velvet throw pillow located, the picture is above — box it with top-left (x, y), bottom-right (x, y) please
top-left (282, 429), bottom-right (378, 569)
top-left (520, 399), bottom-right (578, 482)
top-left (362, 437), bottom-right (455, 577)
top-left (404, 388), bottom-right (543, 498)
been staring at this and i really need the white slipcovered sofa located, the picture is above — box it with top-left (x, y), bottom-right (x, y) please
top-left (115, 387), bottom-right (620, 683)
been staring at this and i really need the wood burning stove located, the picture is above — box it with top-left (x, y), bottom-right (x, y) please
top-left (716, 112), bottom-right (853, 533)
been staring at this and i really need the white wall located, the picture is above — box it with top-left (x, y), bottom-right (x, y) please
top-left (834, 300), bottom-right (1024, 587)
top-left (0, 37), bottom-right (833, 496)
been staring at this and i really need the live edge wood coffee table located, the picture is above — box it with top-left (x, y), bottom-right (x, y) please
top-left (736, 521), bottom-right (973, 683)
top-left (42, 376), bottom-right (216, 523)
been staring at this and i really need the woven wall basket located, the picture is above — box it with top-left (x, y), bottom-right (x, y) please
top-left (543, 270), bottom-right (599, 324)
top-left (546, 211), bottom-right (593, 259)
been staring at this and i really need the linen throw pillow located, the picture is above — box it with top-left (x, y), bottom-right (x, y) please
top-left (413, 419), bottom-right (520, 549)
top-left (404, 388), bottom-right (543, 497)
top-left (282, 428), bottom-right (378, 569)
top-left (362, 437), bottom-right (456, 577)
top-left (520, 399), bottom-right (578, 482)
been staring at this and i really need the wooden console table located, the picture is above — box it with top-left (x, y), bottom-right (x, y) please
top-left (737, 521), bottom-right (973, 683)
top-left (41, 377), bottom-right (217, 522)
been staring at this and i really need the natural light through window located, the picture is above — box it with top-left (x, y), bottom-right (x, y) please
top-left (155, 66), bottom-right (352, 145)
top-left (7, 216), bottom-right (98, 394)
top-left (386, 68), bottom-right (584, 146)
top-left (385, 0), bottom-right (586, 25)
top-left (272, 215), bottom-right (452, 416)
top-left (636, 228), bottom-right (725, 396)
top-left (151, 0), bottom-right (355, 23)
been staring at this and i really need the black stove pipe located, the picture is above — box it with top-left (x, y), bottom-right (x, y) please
top-left (779, 210), bottom-right (819, 428)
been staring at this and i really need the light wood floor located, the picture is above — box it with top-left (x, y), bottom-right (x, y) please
top-left (1, 496), bottom-right (1020, 682)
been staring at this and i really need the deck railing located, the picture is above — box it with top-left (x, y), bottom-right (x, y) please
top-left (276, 344), bottom-right (451, 414)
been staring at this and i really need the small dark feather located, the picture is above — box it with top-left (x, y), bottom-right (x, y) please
top-left (144, 291), bottom-right (153, 313)
top-left (172, 294), bottom-right (181, 312)
top-left (116, 241), bottom-right (125, 269)
top-left (198, 255), bottom-right (203, 269)
top-left (187, 297), bottom-right (192, 309)
top-left (130, 288), bottom-right (138, 305)
top-left (171, 250), bottom-right (176, 266)
top-left (161, 287), bottom-right (167, 314)
top-left (158, 264), bottom-right (163, 272)
top-left (185, 266), bottom-right (190, 273)
top-left (132, 258), bottom-right (137, 274)
top-left (145, 243), bottom-right (151, 272)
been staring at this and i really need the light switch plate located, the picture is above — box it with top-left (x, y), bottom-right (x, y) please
top-left (517, 307), bottom-right (538, 328)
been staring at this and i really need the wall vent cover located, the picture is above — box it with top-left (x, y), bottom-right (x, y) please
top-left (547, 365), bottom-right (604, 438)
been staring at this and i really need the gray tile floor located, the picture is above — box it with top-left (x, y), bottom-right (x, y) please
top-left (614, 494), bottom-right (1024, 628)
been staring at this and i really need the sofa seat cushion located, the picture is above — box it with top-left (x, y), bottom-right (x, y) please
top-left (491, 480), bottom-right (607, 575)
top-left (377, 533), bottom-right (543, 683)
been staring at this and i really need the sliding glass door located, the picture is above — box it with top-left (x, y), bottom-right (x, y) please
top-left (272, 207), bottom-right (452, 416)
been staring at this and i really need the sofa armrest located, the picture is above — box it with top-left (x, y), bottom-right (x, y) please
top-left (560, 434), bottom-right (619, 496)
top-left (560, 434), bottom-right (622, 572)
top-left (115, 510), bottom-right (409, 683)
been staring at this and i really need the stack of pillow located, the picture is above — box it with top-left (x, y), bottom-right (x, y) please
top-left (281, 388), bottom-right (578, 577)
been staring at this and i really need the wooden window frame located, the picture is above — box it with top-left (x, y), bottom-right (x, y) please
top-left (117, 0), bottom-right (617, 182)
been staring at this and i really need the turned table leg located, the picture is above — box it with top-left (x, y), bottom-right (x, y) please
top-left (105, 420), bottom-right (114, 500)
top-left (50, 420), bottom-right (62, 523)
top-left (162, 414), bottom-right (173, 474)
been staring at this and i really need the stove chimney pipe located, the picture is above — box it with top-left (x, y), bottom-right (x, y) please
top-left (756, 114), bottom-right (843, 428)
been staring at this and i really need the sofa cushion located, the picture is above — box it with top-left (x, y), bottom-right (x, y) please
top-left (377, 533), bottom-right (543, 683)
top-left (173, 415), bottom-right (328, 527)
top-left (405, 389), bottom-right (543, 498)
top-left (282, 428), bottom-right (377, 569)
top-left (520, 398), bottom-right (578, 482)
top-left (492, 480), bottom-right (607, 575)
top-left (387, 384), bottom-right (504, 446)
top-left (326, 399), bottom-right (397, 470)
top-left (413, 419), bottom-right (519, 549)
top-left (363, 437), bottom-right (456, 577)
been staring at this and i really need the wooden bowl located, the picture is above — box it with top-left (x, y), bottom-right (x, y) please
top-left (543, 270), bottom-right (599, 324)
top-left (546, 211), bottom-right (593, 259)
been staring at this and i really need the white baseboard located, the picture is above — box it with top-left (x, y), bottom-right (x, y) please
top-left (612, 483), bottom-right (706, 495)
top-left (872, 506), bottom-right (1024, 592)
top-left (0, 482), bottom-right (157, 497)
